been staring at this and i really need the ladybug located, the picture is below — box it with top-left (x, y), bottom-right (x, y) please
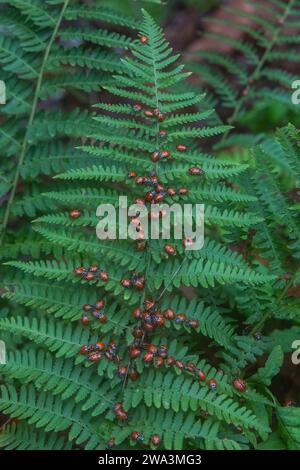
top-left (73, 266), bottom-right (85, 274)
top-left (150, 175), bottom-right (158, 185)
top-left (188, 166), bottom-right (203, 176)
top-left (133, 306), bottom-right (142, 319)
top-left (128, 171), bottom-right (138, 179)
top-left (145, 190), bottom-right (156, 202)
top-left (69, 209), bottom-right (81, 219)
top-left (151, 151), bottom-right (160, 162)
top-left (147, 343), bottom-right (158, 354)
top-left (136, 240), bottom-right (147, 251)
top-left (155, 356), bottom-right (164, 367)
top-left (158, 345), bottom-right (168, 358)
top-left (284, 399), bottom-right (295, 407)
top-left (233, 378), bottom-right (247, 392)
top-left (140, 35), bottom-right (148, 44)
top-left (81, 315), bottom-right (90, 326)
top-left (98, 313), bottom-right (107, 324)
top-left (175, 313), bottom-right (186, 324)
top-left (89, 265), bottom-right (99, 272)
top-left (176, 144), bottom-right (187, 152)
top-left (150, 434), bottom-right (161, 446)
top-left (135, 198), bottom-right (145, 205)
top-left (186, 361), bottom-right (195, 373)
top-left (116, 409), bottom-right (128, 421)
top-left (133, 327), bottom-right (143, 339)
top-left (144, 299), bottom-right (156, 312)
top-left (84, 272), bottom-right (95, 281)
top-left (160, 150), bottom-right (170, 159)
top-left (195, 368), bottom-right (206, 382)
top-left (82, 303), bottom-right (93, 312)
top-left (179, 187), bottom-right (189, 195)
top-left (133, 103), bottom-right (142, 113)
top-left (99, 271), bottom-right (109, 282)
top-left (131, 431), bottom-right (144, 442)
top-left (88, 351), bottom-right (102, 362)
top-left (144, 352), bottom-right (154, 363)
top-left (187, 319), bottom-right (199, 329)
top-left (95, 299), bottom-right (105, 310)
top-left (121, 278), bottom-right (131, 288)
top-left (154, 313), bottom-right (165, 327)
top-left (130, 346), bottom-right (141, 359)
top-left (167, 356), bottom-right (175, 366)
top-left (143, 312), bottom-right (153, 324)
top-left (118, 366), bottom-right (128, 378)
top-left (135, 176), bottom-right (145, 185)
top-left (167, 187), bottom-right (176, 197)
top-left (175, 360), bottom-right (185, 370)
top-left (164, 244), bottom-right (176, 255)
top-left (144, 323), bottom-right (154, 332)
top-left (107, 437), bottom-right (115, 449)
top-left (144, 110), bottom-right (154, 118)
top-left (163, 308), bottom-right (175, 320)
top-left (133, 278), bottom-right (145, 290)
top-left (183, 237), bottom-right (194, 249)
top-left (109, 341), bottom-right (117, 352)
top-left (159, 130), bottom-right (168, 138)
top-left (129, 369), bottom-right (139, 381)
top-left (154, 193), bottom-right (165, 203)
top-left (96, 341), bottom-right (106, 351)
top-left (136, 231), bottom-right (145, 240)
top-left (80, 345), bottom-right (88, 355)
top-left (130, 217), bottom-right (141, 227)
top-left (147, 343), bottom-right (158, 355)
top-left (208, 378), bottom-right (217, 391)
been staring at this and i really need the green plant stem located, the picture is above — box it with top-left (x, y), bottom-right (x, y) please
top-left (221, 0), bottom-right (295, 142)
top-left (0, 0), bottom-right (70, 246)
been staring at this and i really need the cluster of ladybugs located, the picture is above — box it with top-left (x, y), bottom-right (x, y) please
top-left (128, 170), bottom-right (190, 204)
top-left (80, 299), bottom-right (106, 325)
top-left (131, 102), bottom-right (203, 176)
top-left (132, 300), bottom-right (199, 334)
top-left (106, 433), bottom-right (161, 449)
top-left (120, 272), bottom-right (145, 290)
top-left (80, 340), bottom-right (119, 363)
top-left (73, 265), bottom-right (109, 282)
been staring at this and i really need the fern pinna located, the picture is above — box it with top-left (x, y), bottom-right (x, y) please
top-left (0, 9), bottom-right (294, 451)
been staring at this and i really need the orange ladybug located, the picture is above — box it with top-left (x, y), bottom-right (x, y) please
top-left (163, 308), bottom-right (175, 320)
top-left (176, 144), bottom-right (187, 152)
top-left (69, 209), bottom-right (81, 219)
top-left (189, 166), bottom-right (203, 176)
top-left (208, 378), bottom-right (217, 390)
top-left (164, 244), bottom-right (176, 255)
top-left (150, 434), bottom-right (161, 446)
top-left (81, 315), bottom-right (90, 326)
top-left (233, 378), bottom-right (247, 392)
top-left (144, 352), bottom-right (154, 363)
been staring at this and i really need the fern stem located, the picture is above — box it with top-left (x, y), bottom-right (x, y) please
top-left (221, 0), bottom-right (295, 142)
top-left (0, 0), bottom-right (70, 246)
